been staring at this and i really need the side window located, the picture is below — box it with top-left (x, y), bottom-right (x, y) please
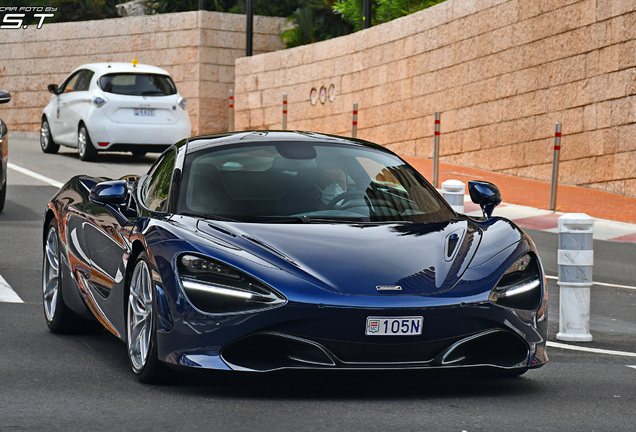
top-left (143, 150), bottom-right (176, 212)
top-left (75, 70), bottom-right (94, 92)
top-left (59, 71), bottom-right (82, 93)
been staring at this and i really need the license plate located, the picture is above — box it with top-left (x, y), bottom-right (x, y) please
top-left (134, 108), bottom-right (155, 116)
top-left (366, 316), bottom-right (423, 336)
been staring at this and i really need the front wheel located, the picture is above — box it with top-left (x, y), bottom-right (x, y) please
top-left (77, 124), bottom-right (97, 162)
top-left (127, 252), bottom-right (167, 383)
top-left (43, 219), bottom-right (82, 333)
top-left (40, 118), bottom-right (59, 154)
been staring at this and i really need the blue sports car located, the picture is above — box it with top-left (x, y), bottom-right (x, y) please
top-left (42, 131), bottom-right (548, 382)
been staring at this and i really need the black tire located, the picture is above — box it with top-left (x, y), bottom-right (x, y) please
top-left (77, 124), bottom-right (97, 162)
top-left (131, 150), bottom-right (147, 157)
top-left (40, 117), bottom-right (60, 154)
top-left (43, 219), bottom-right (103, 334)
top-left (126, 251), bottom-right (169, 383)
top-left (0, 172), bottom-right (5, 213)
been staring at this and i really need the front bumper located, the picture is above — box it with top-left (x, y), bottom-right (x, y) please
top-left (156, 299), bottom-right (548, 373)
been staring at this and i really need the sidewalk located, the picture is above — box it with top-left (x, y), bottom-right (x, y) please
top-left (405, 157), bottom-right (636, 242)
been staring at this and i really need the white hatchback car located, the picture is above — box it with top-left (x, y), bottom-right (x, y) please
top-left (41, 62), bottom-right (191, 161)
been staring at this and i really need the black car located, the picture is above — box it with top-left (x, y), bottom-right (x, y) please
top-left (0, 89), bottom-right (12, 212)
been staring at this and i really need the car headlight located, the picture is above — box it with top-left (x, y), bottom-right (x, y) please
top-left (90, 95), bottom-right (108, 107)
top-left (177, 96), bottom-right (187, 109)
top-left (178, 254), bottom-right (285, 314)
top-left (489, 253), bottom-right (542, 310)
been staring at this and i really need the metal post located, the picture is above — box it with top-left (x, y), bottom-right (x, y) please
top-left (282, 94), bottom-right (287, 131)
top-left (245, 0), bottom-right (253, 57)
top-left (441, 180), bottom-right (465, 213)
top-left (550, 122), bottom-right (562, 210)
top-left (228, 89), bottom-right (234, 132)
top-left (433, 112), bottom-right (440, 188)
top-left (363, 0), bottom-right (371, 29)
top-left (198, 0), bottom-right (204, 10)
top-left (556, 214), bottom-right (594, 342)
top-left (352, 103), bottom-right (358, 138)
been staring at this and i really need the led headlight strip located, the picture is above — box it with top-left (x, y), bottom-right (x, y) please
top-left (182, 279), bottom-right (253, 300)
top-left (493, 279), bottom-right (540, 300)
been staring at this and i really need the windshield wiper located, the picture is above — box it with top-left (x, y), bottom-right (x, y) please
top-left (256, 216), bottom-right (367, 224)
top-left (179, 212), bottom-right (239, 222)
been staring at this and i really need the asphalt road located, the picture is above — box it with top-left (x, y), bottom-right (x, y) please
top-left (1, 135), bottom-right (635, 431)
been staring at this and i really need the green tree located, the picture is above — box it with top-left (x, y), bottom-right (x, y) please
top-left (333, 0), bottom-right (446, 31)
top-left (145, 0), bottom-right (231, 14)
top-left (281, 0), bottom-right (352, 48)
top-left (228, 0), bottom-right (300, 17)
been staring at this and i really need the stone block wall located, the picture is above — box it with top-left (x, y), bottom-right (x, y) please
top-left (235, 0), bottom-right (636, 197)
top-left (0, 11), bottom-right (286, 136)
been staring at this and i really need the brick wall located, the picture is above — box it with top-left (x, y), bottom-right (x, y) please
top-left (235, 0), bottom-right (636, 197)
top-left (0, 11), bottom-right (286, 136)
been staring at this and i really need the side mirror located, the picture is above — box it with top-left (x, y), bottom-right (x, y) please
top-left (47, 84), bottom-right (59, 94)
top-left (89, 180), bottom-right (128, 206)
top-left (468, 180), bottom-right (501, 218)
top-left (0, 90), bottom-right (11, 104)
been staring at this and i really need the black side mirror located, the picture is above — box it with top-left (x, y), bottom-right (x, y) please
top-left (0, 90), bottom-right (11, 104)
top-left (468, 180), bottom-right (501, 218)
top-left (89, 180), bottom-right (128, 206)
top-left (47, 84), bottom-right (59, 94)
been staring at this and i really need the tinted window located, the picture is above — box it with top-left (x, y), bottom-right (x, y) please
top-left (75, 70), bottom-right (94, 92)
top-left (143, 150), bottom-right (176, 212)
top-left (178, 142), bottom-right (454, 224)
top-left (59, 71), bottom-right (83, 93)
top-left (99, 73), bottom-right (177, 96)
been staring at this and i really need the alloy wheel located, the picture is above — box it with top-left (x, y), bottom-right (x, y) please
top-left (43, 226), bottom-right (60, 322)
top-left (40, 120), bottom-right (51, 150)
top-left (78, 127), bottom-right (87, 158)
top-left (127, 259), bottom-right (153, 373)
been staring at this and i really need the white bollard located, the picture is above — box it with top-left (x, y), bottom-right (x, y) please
top-left (441, 180), bottom-right (465, 213)
top-left (556, 213), bottom-right (594, 342)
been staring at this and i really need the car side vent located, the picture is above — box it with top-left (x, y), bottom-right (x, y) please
top-left (447, 233), bottom-right (459, 258)
top-left (444, 228), bottom-right (465, 262)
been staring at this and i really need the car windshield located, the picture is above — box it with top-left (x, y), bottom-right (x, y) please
top-left (177, 141), bottom-right (455, 224)
top-left (99, 73), bottom-right (177, 96)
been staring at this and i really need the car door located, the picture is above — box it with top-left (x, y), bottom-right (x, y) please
top-left (64, 69), bottom-right (94, 147)
top-left (51, 70), bottom-right (83, 145)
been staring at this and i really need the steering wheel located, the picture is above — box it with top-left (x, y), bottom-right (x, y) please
top-left (325, 190), bottom-right (367, 210)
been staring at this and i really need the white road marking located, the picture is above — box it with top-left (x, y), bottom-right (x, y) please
top-left (545, 274), bottom-right (636, 291)
top-left (0, 274), bottom-right (23, 303)
top-left (627, 365), bottom-right (636, 370)
top-left (8, 162), bottom-right (63, 188)
top-left (547, 341), bottom-right (636, 357)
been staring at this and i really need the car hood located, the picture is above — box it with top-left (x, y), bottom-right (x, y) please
top-left (197, 219), bottom-right (483, 296)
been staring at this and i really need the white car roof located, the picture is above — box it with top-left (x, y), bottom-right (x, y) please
top-left (72, 62), bottom-right (172, 77)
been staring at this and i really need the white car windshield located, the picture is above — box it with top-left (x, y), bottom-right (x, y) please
top-left (177, 141), bottom-right (455, 224)
top-left (99, 73), bottom-right (177, 96)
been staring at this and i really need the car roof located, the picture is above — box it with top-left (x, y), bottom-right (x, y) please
top-left (71, 62), bottom-right (171, 77)
top-left (182, 131), bottom-right (394, 155)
